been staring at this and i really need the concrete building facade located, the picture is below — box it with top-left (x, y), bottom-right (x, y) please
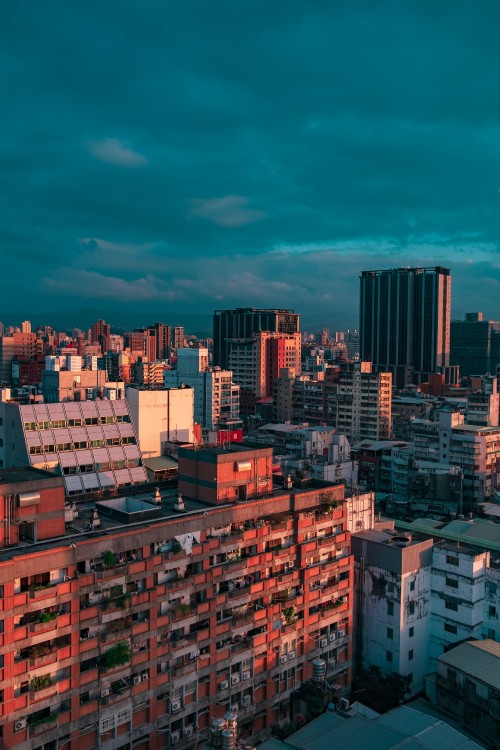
top-left (126, 386), bottom-right (195, 459)
top-left (0, 447), bottom-right (353, 750)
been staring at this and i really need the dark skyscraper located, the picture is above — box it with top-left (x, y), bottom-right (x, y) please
top-left (450, 312), bottom-right (500, 377)
top-left (360, 266), bottom-right (451, 388)
top-left (213, 307), bottom-right (300, 368)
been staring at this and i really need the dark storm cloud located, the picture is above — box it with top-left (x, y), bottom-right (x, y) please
top-left (1, 0), bottom-right (500, 327)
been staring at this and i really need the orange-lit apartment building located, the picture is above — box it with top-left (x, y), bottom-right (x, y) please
top-left (0, 446), bottom-right (353, 750)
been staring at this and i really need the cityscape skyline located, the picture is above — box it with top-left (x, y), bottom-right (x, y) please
top-left (2, 3), bottom-right (500, 323)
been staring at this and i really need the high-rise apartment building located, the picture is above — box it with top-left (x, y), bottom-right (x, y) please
top-left (227, 331), bottom-right (301, 413)
top-left (90, 319), bottom-right (111, 355)
top-left (173, 326), bottom-right (185, 351)
top-left (21, 320), bottom-right (32, 333)
top-left (336, 363), bottom-right (392, 442)
top-left (213, 308), bottom-right (300, 369)
top-left (0, 448), bottom-right (353, 750)
top-left (165, 348), bottom-right (240, 430)
top-left (360, 267), bottom-right (451, 388)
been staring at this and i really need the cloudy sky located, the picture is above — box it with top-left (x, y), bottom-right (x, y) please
top-left (1, 1), bottom-right (500, 329)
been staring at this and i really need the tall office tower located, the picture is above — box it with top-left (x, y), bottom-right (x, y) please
top-left (21, 320), bottom-right (31, 333)
top-left (360, 267), bottom-right (451, 388)
top-left (90, 318), bottom-right (111, 354)
top-left (213, 307), bottom-right (300, 368)
top-left (173, 325), bottom-right (185, 350)
top-left (450, 312), bottom-right (500, 377)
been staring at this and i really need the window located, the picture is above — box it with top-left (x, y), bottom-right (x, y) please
top-left (185, 681), bottom-right (196, 695)
top-left (444, 623), bottom-right (457, 634)
top-left (445, 599), bottom-right (458, 612)
top-left (446, 577), bottom-right (459, 589)
top-left (387, 627), bottom-right (393, 639)
top-left (409, 627), bottom-right (414, 638)
top-left (386, 651), bottom-right (393, 663)
top-left (489, 582), bottom-right (497, 595)
top-left (446, 555), bottom-right (459, 566)
top-left (387, 602), bottom-right (394, 616)
top-left (408, 602), bottom-right (415, 615)
top-left (387, 582), bottom-right (395, 593)
top-left (408, 650), bottom-right (414, 661)
top-left (407, 673), bottom-right (413, 683)
top-left (410, 580), bottom-right (415, 592)
top-left (489, 605), bottom-right (497, 617)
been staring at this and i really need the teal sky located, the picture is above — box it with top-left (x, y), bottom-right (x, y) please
top-left (1, 1), bottom-right (500, 328)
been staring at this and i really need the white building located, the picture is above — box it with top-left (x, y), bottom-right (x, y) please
top-left (352, 528), bottom-right (433, 694)
top-left (165, 347), bottom-right (240, 431)
top-left (126, 385), bottom-right (195, 459)
top-left (353, 523), bottom-right (500, 691)
top-left (0, 399), bottom-right (146, 495)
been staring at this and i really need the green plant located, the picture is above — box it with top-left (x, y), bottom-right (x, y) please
top-left (282, 606), bottom-right (296, 624)
top-left (102, 640), bottom-right (131, 670)
top-left (170, 540), bottom-right (182, 554)
top-left (30, 674), bottom-right (53, 692)
top-left (38, 610), bottom-right (57, 623)
top-left (111, 680), bottom-right (123, 695)
top-left (102, 550), bottom-right (118, 568)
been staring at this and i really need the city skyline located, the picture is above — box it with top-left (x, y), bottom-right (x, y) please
top-left (1, 3), bottom-right (500, 325)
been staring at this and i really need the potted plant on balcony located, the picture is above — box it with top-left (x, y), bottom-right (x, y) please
top-left (282, 606), bottom-right (297, 626)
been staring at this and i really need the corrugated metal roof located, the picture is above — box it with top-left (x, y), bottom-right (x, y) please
top-left (438, 639), bottom-right (500, 690)
top-left (377, 706), bottom-right (483, 750)
top-left (260, 706), bottom-right (484, 750)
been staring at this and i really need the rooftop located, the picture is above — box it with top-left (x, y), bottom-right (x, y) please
top-left (260, 704), bottom-right (482, 750)
top-left (0, 466), bottom-right (63, 486)
top-left (438, 639), bottom-right (500, 690)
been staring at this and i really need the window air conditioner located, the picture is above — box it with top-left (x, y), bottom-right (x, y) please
top-left (100, 688), bottom-right (110, 698)
top-left (218, 680), bottom-right (229, 691)
top-left (242, 670), bottom-right (251, 681)
top-left (133, 675), bottom-right (142, 684)
top-left (184, 726), bottom-right (194, 737)
top-left (230, 674), bottom-right (240, 686)
top-left (171, 731), bottom-right (181, 743)
top-left (319, 637), bottom-right (328, 648)
top-left (329, 633), bottom-right (336, 642)
top-left (15, 719), bottom-right (27, 731)
top-left (242, 695), bottom-right (252, 707)
top-left (279, 654), bottom-right (288, 664)
top-left (288, 650), bottom-right (296, 659)
top-left (171, 700), bottom-right (182, 713)
top-left (338, 629), bottom-right (346, 637)
top-left (141, 672), bottom-right (148, 681)
top-left (231, 704), bottom-right (239, 713)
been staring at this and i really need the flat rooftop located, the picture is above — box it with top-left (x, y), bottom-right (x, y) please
top-left (0, 466), bottom-right (63, 485)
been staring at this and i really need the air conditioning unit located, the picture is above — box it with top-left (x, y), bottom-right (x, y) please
top-left (171, 730), bottom-right (181, 744)
top-left (288, 649), bottom-right (296, 659)
top-left (231, 704), bottom-right (239, 713)
top-left (218, 680), bottom-right (229, 691)
top-left (100, 688), bottom-right (110, 698)
top-left (242, 670), bottom-right (251, 681)
top-left (280, 654), bottom-right (288, 664)
top-left (171, 700), bottom-right (182, 713)
top-left (141, 672), bottom-right (148, 681)
top-left (319, 637), bottom-right (328, 648)
top-left (242, 695), bottom-right (252, 707)
top-left (288, 561), bottom-right (294, 569)
top-left (230, 674), bottom-right (240, 686)
top-left (338, 629), bottom-right (346, 637)
top-left (184, 726), bottom-right (194, 737)
top-left (133, 675), bottom-right (142, 684)
top-left (15, 719), bottom-right (27, 732)
top-left (329, 633), bottom-right (336, 642)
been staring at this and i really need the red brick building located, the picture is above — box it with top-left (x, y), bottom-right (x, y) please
top-left (0, 450), bottom-right (353, 750)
